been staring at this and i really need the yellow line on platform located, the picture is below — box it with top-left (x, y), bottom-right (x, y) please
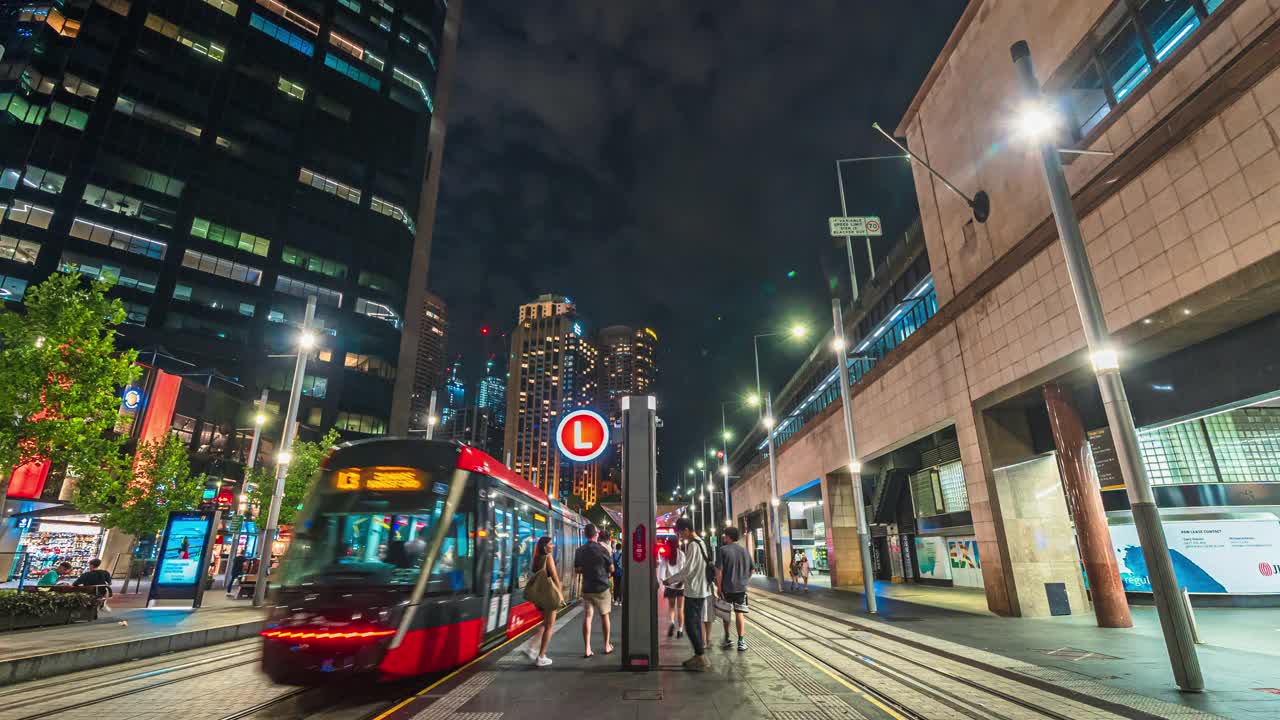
top-left (371, 623), bottom-right (542, 720)
top-left (752, 605), bottom-right (907, 720)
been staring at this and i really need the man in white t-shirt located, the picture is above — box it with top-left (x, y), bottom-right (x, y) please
top-left (661, 517), bottom-right (712, 671)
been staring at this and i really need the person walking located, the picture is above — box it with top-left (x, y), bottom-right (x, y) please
top-left (715, 527), bottom-right (753, 652)
top-left (610, 541), bottom-right (624, 607)
top-left (523, 537), bottom-right (563, 667)
top-left (573, 523), bottom-right (614, 657)
top-left (656, 537), bottom-right (685, 638)
top-left (789, 551), bottom-right (801, 592)
top-left (797, 552), bottom-right (811, 592)
top-left (662, 518), bottom-right (712, 671)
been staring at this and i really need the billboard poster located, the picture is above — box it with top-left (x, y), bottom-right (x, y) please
top-left (1110, 517), bottom-right (1280, 594)
top-left (148, 511), bottom-right (216, 606)
top-left (913, 536), bottom-right (952, 581)
top-left (946, 537), bottom-right (984, 588)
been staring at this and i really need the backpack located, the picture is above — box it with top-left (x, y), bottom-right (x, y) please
top-left (696, 539), bottom-right (716, 586)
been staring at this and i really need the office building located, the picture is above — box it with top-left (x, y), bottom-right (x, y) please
top-left (406, 289), bottom-right (448, 430)
top-left (476, 355), bottom-right (506, 424)
top-left (503, 294), bottom-right (599, 500)
top-left (436, 404), bottom-right (501, 458)
top-left (0, 0), bottom-right (461, 440)
top-left (597, 325), bottom-right (658, 495)
top-left (441, 356), bottom-right (463, 425)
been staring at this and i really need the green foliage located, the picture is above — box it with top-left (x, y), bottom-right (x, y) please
top-left (0, 589), bottom-right (97, 617)
top-left (76, 433), bottom-right (204, 540)
top-left (0, 273), bottom-right (139, 506)
top-left (248, 429), bottom-right (339, 527)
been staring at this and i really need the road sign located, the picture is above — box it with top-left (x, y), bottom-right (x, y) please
top-left (828, 216), bottom-right (883, 237)
top-left (556, 409), bottom-right (609, 462)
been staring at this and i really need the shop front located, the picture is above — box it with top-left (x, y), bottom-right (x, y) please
top-left (6, 514), bottom-right (108, 584)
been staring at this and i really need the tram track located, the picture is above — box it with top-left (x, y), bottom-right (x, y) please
top-left (749, 597), bottom-right (1138, 720)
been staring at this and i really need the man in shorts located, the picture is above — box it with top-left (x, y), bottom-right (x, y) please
top-left (574, 523), bottom-right (614, 657)
top-left (715, 526), bottom-right (753, 651)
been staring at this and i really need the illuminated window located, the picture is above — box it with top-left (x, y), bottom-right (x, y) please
top-left (370, 15), bottom-right (391, 32)
top-left (249, 13), bottom-right (314, 56)
top-left (144, 14), bottom-right (227, 61)
top-left (392, 68), bottom-right (433, 111)
top-left (0, 274), bottom-right (28, 302)
top-left (344, 352), bottom-right (396, 380)
top-left (182, 249), bottom-right (263, 285)
top-left (254, 0), bottom-right (319, 35)
top-left (190, 217), bottom-right (270, 256)
top-left (18, 5), bottom-right (79, 37)
top-left (61, 73), bottom-right (100, 100)
top-left (115, 96), bottom-right (203, 139)
top-left (371, 196), bottom-right (414, 232)
top-left (337, 0), bottom-right (361, 12)
top-left (336, 411), bottom-right (386, 435)
top-left (12, 166), bottom-right (66, 195)
top-left (275, 274), bottom-right (343, 307)
top-left (84, 185), bottom-right (177, 228)
top-left (0, 235), bottom-right (40, 264)
top-left (2, 200), bottom-right (55, 229)
top-left (59, 251), bottom-right (158, 293)
top-left (71, 218), bottom-right (168, 260)
top-left (323, 53), bottom-right (380, 90)
top-left (48, 101), bottom-right (89, 130)
top-left (276, 76), bottom-right (306, 100)
top-left (0, 93), bottom-right (48, 126)
top-left (281, 245), bottom-right (347, 278)
top-left (298, 167), bottom-right (362, 204)
top-left (203, 0), bottom-right (238, 15)
top-left (355, 297), bottom-right (401, 328)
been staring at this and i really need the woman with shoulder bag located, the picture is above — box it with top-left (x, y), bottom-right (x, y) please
top-left (523, 536), bottom-right (563, 667)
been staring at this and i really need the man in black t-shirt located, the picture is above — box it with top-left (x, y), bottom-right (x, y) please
top-left (573, 524), bottom-right (615, 657)
top-left (73, 558), bottom-right (113, 610)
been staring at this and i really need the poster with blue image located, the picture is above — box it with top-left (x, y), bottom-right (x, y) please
top-left (156, 515), bottom-right (211, 586)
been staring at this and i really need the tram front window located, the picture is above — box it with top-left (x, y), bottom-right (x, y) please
top-left (282, 504), bottom-right (472, 591)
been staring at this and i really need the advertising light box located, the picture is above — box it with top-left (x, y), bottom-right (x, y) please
top-left (1111, 517), bottom-right (1280, 594)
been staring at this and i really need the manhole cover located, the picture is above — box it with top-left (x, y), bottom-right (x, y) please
top-left (1037, 647), bottom-right (1121, 661)
top-left (1253, 688), bottom-right (1280, 695)
top-left (622, 690), bottom-right (663, 701)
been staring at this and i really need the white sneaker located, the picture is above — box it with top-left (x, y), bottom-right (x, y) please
top-left (535, 655), bottom-right (553, 667)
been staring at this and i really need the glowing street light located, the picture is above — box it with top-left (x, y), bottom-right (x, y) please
top-left (745, 392), bottom-right (761, 407)
top-left (298, 329), bottom-right (318, 351)
top-left (762, 415), bottom-right (775, 430)
top-left (253, 413), bottom-right (266, 426)
top-left (1012, 100), bottom-right (1059, 143)
top-left (789, 323), bottom-right (808, 339)
top-left (696, 460), bottom-right (705, 470)
top-left (722, 429), bottom-right (733, 441)
top-left (277, 450), bottom-right (293, 465)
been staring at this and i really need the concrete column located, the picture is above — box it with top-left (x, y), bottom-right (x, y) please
top-left (1042, 383), bottom-right (1133, 628)
top-left (820, 473), bottom-right (865, 588)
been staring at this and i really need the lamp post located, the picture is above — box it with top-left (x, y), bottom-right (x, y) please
top-left (254, 295), bottom-right (317, 608)
top-left (752, 325), bottom-right (808, 420)
top-left (835, 154), bottom-right (910, 299)
top-left (763, 395), bottom-right (784, 592)
top-left (830, 299), bottom-right (877, 614)
top-left (225, 388), bottom-right (268, 596)
top-left (1011, 41), bottom-right (1201, 692)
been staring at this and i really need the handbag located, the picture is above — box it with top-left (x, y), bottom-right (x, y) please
top-left (524, 567), bottom-right (562, 611)
top-left (713, 596), bottom-right (733, 622)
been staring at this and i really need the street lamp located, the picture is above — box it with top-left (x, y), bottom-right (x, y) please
top-left (1012, 40), bottom-right (1200, 692)
top-left (830, 298), bottom-right (877, 614)
top-left (834, 154), bottom-right (911, 300)
top-left (255, 294), bottom-right (317, 608)
top-left (752, 325), bottom-right (811, 417)
top-left (226, 388), bottom-right (268, 596)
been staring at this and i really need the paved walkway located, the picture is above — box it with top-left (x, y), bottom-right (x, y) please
top-left (751, 577), bottom-right (1280, 719)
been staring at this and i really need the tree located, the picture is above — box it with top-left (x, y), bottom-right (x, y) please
top-left (247, 429), bottom-right (340, 527)
top-left (0, 273), bottom-right (140, 509)
top-left (76, 433), bottom-right (205, 541)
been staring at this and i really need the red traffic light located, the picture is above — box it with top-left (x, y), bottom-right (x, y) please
top-left (716, 450), bottom-right (724, 459)
top-left (481, 326), bottom-right (490, 335)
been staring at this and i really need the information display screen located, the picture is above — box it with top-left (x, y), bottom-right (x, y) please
top-left (156, 515), bottom-right (211, 586)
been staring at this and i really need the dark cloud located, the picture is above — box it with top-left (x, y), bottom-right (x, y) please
top-left (431, 1), bottom-right (966, 490)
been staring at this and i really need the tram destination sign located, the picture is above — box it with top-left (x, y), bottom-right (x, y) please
top-left (332, 466), bottom-right (426, 492)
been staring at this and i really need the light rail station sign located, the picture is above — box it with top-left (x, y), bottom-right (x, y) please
top-left (828, 215), bottom-right (883, 237)
top-left (556, 409), bottom-right (609, 462)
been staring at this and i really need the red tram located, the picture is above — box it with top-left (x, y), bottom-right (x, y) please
top-left (260, 438), bottom-right (585, 684)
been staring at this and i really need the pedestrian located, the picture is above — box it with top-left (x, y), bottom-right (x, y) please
top-left (523, 537), bottom-right (563, 667)
top-left (661, 517), bottom-right (713, 671)
top-left (715, 527), bottom-right (752, 651)
top-left (573, 523), bottom-right (614, 657)
top-left (73, 558), bottom-right (114, 611)
top-left (797, 552), bottom-right (811, 592)
top-left (789, 551), bottom-right (801, 591)
top-left (37, 561), bottom-right (73, 587)
top-left (656, 537), bottom-right (685, 638)
top-left (611, 541), bottom-right (624, 606)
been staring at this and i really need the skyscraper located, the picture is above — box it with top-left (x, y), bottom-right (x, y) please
top-left (407, 290), bottom-right (448, 430)
top-left (503, 294), bottom-right (598, 500)
top-left (0, 0), bottom-right (461, 439)
top-left (597, 325), bottom-right (658, 495)
top-left (441, 357), bottom-right (464, 425)
top-left (476, 356), bottom-right (506, 424)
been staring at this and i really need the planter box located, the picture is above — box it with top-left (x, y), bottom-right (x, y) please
top-left (2, 607), bottom-right (97, 632)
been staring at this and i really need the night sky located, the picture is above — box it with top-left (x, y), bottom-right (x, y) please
top-left (429, 1), bottom-right (967, 494)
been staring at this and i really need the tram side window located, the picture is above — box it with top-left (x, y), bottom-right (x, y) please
top-left (426, 503), bottom-right (473, 594)
top-left (489, 502), bottom-right (514, 593)
top-left (514, 504), bottom-right (534, 589)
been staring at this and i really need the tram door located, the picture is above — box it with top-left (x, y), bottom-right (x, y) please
top-left (480, 493), bottom-right (516, 646)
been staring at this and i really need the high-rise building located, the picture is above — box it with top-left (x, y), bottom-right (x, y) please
top-left (407, 290), bottom-right (448, 430)
top-left (503, 294), bottom-right (599, 500)
top-left (0, 0), bottom-right (461, 439)
top-left (597, 325), bottom-right (658, 495)
top-left (441, 357), bottom-right (464, 425)
top-left (476, 355), bottom-right (506, 424)
top-left (436, 405), bottom-right (502, 458)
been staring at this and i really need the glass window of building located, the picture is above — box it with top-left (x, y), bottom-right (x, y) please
top-left (281, 245), bottom-right (347, 278)
top-left (182, 249), bottom-right (264, 285)
top-left (70, 218), bottom-right (168, 260)
top-left (0, 235), bottom-right (40, 264)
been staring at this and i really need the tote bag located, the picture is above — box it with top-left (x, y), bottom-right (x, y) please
top-left (524, 567), bottom-right (562, 611)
